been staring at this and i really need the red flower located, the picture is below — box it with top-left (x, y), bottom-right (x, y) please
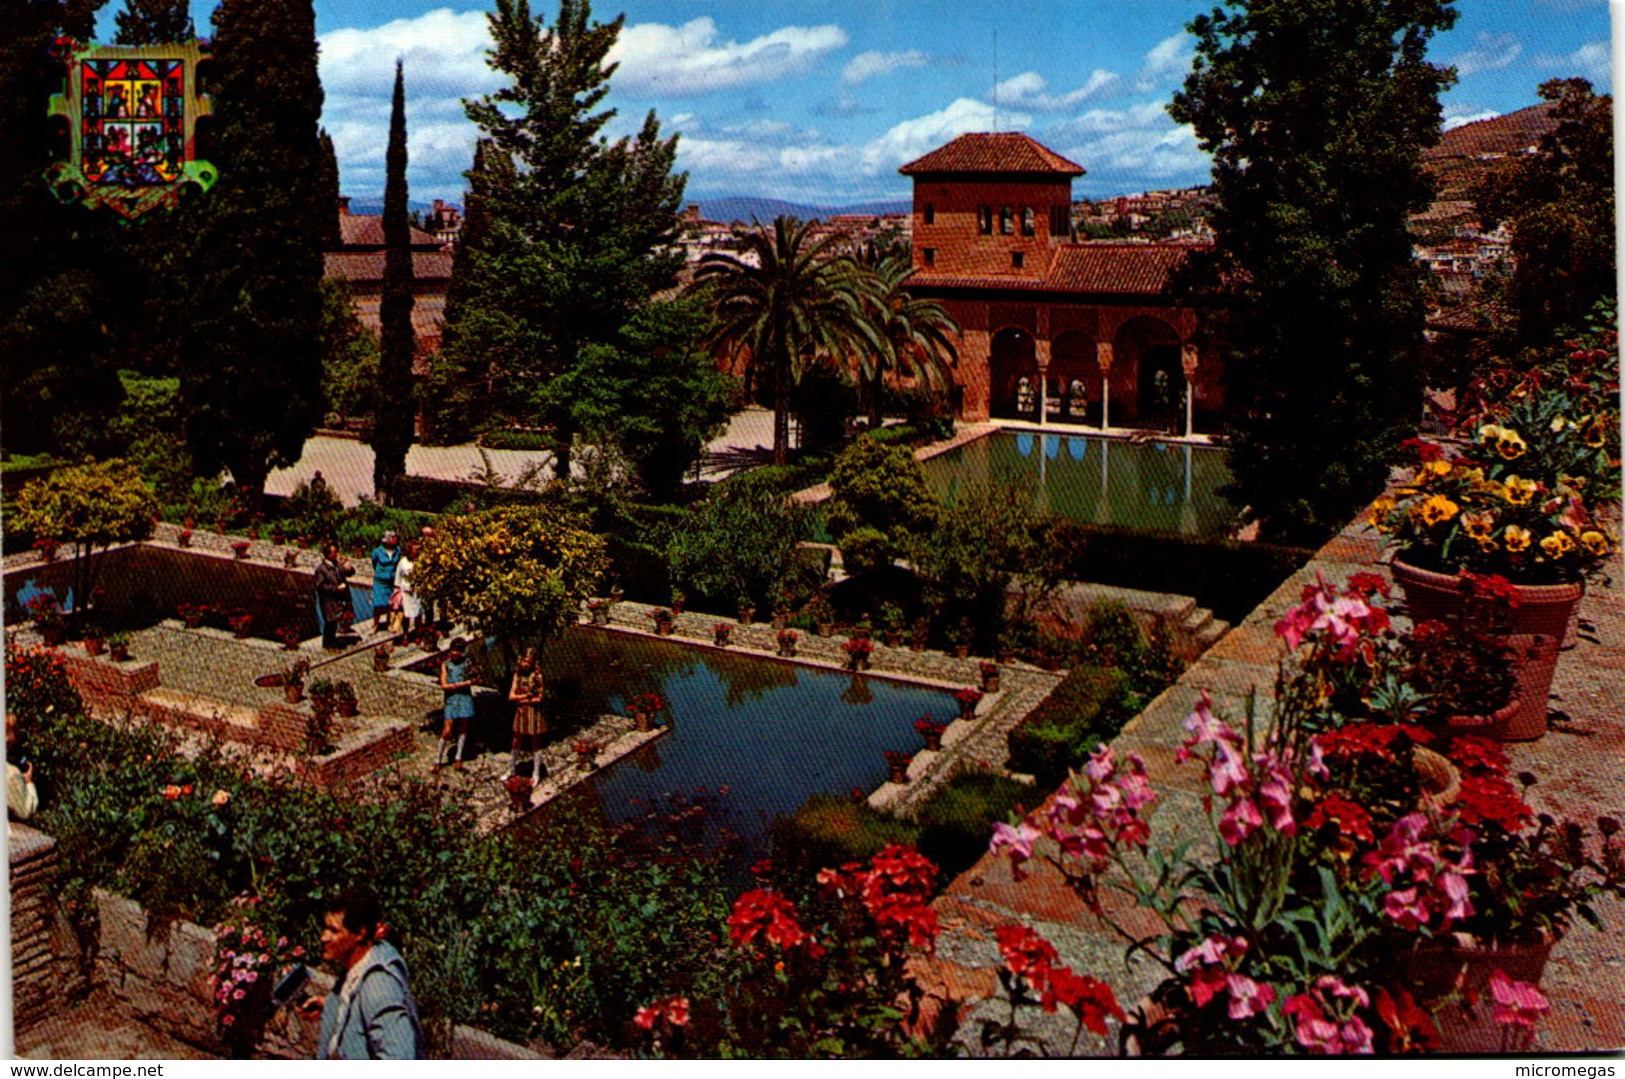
top-left (727, 889), bottom-right (815, 951)
top-left (1305, 796), bottom-right (1376, 844)
top-left (1490, 969), bottom-right (1550, 1029)
top-left (995, 924), bottom-right (1059, 980)
top-left (1401, 437), bottom-right (1445, 463)
top-left (1374, 987), bottom-right (1440, 1053)
top-left (634, 995), bottom-right (691, 1031)
top-left (1455, 773), bottom-right (1532, 832)
top-left (1345, 572), bottom-right (1391, 598)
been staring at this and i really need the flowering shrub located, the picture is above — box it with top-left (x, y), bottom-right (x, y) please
top-left (1373, 330), bottom-right (1619, 583)
top-left (776, 628), bottom-right (799, 644)
top-left (572, 739), bottom-right (600, 757)
top-left (228, 613), bottom-right (254, 636)
top-left (842, 637), bottom-right (874, 657)
top-left (954, 687), bottom-right (983, 707)
top-left (914, 716), bottom-right (947, 739)
top-left (211, 895), bottom-right (307, 1037)
top-left (24, 593), bottom-right (66, 632)
top-left (981, 924), bottom-right (1124, 1055)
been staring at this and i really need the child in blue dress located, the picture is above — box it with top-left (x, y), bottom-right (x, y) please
top-left (370, 532), bottom-right (402, 634)
top-left (435, 638), bottom-right (476, 771)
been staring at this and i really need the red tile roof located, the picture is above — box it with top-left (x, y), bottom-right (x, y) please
top-left (324, 250), bottom-right (455, 282)
top-left (904, 242), bottom-right (1205, 295)
top-left (899, 133), bottom-right (1084, 176)
top-left (337, 214), bottom-right (445, 250)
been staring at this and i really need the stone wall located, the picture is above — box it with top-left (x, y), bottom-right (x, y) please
top-left (9, 824), bottom-right (89, 1032)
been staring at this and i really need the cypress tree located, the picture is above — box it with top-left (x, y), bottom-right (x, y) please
top-left (60, 0), bottom-right (107, 40)
top-left (113, 0), bottom-right (193, 44)
top-left (1169, 0), bottom-right (1457, 545)
top-left (370, 60), bottom-right (415, 503)
top-left (315, 127), bottom-right (340, 248)
top-left (176, 0), bottom-right (326, 508)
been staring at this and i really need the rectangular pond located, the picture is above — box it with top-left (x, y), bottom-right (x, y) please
top-left (530, 627), bottom-right (957, 862)
top-left (920, 430), bottom-right (1238, 537)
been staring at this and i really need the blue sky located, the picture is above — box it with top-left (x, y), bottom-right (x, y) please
top-left (99, 1), bottom-right (1614, 207)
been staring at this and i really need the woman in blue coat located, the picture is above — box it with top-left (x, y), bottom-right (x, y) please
top-left (369, 531), bottom-right (402, 633)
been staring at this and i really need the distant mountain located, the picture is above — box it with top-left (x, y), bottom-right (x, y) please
top-left (696, 196), bottom-right (911, 223)
top-left (344, 199), bottom-right (451, 216)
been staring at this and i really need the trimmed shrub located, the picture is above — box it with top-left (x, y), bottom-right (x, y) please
top-left (477, 428), bottom-right (553, 451)
top-left (914, 772), bottom-right (1034, 881)
top-left (1005, 666), bottom-right (1132, 788)
top-left (768, 793), bottom-right (921, 886)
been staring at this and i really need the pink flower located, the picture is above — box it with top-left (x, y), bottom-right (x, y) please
top-left (1311, 975), bottom-right (1370, 1010)
top-left (1046, 788), bottom-right (1086, 830)
top-left (1209, 740), bottom-right (1250, 796)
top-left (1225, 974), bottom-right (1276, 1019)
top-left (1255, 756), bottom-right (1296, 835)
top-left (1218, 796), bottom-right (1264, 846)
top-left (1117, 755), bottom-right (1156, 810)
top-left (1180, 692), bottom-right (1233, 752)
top-left (1383, 887), bottom-right (1429, 931)
top-left (1175, 934), bottom-right (1247, 972)
top-left (989, 821), bottom-right (1042, 874)
top-left (1490, 970), bottom-right (1550, 1028)
top-left (212, 789), bottom-right (231, 807)
top-left (1085, 744), bottom-right (1116, 781)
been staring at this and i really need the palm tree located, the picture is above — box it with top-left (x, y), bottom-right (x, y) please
top-left (696, 216), bottom-right (866, 465)
top-left (839, 248), bottom-right (959, 431)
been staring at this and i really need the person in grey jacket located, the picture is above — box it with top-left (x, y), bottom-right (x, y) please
top-left (312, 886), bottom-right (424, 1060)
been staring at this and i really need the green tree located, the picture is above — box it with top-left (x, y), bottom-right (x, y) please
top-left (113, 0), bottom-right (194, 43)
top-left (824, 435), bottom-right (938, 564)
top-left (318, 278), bottom-right (379, 424)
top-left (666, 483), bottom-right (809, 610)
top-left (1475, 79), bottom-right (1615, 346)
top-left (109, 370), bottom-right (194, 499)
top-left (444, 0), bottom-right (686, 478)
top-left (696, 216), bottom-right (867, 465)
top-left (840, 249), bottom-right (958, 431)
top-left (370, 61), bottom-right (416, 503)
top-left (906, 482), bottom-right (1045, 651)
top-left (176, 0), bottom-right (328, 509)
top-left (411, 505), bottom-right (608, 660)
top-left (1168, 0), bottom-right (1457, 545)
top-left (0, 1), bottom-right (126, 458)
top-left (316, 128), bottom-right (341, 249)
top-left (13, 459), bottom-right (158, 618)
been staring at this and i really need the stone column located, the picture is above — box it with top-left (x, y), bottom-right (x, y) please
top-left (1181, 342), bottom-right (1199, 438)
top-left (1035, 336), bottom-right (1051, 427)
top-left (1095, 342), bottom-right (1114, 430)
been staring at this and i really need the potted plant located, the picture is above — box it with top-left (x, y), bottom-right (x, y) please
top-left (26, 594), bottom-right (67, 646)
top-left (650, 608), bottom-right (675, 636)
top-left (177, 528), bottom-right (193, 548)
top-left (842, 636), bottom-right (873, 672)
top-left (229, 612), bottom-right (254, 639)
top-left (947, 617), bottom-right (974, 659)
top-left (883, 750), bottom-right (912, 785)
top-left (282, 658), bottom-right (310, 705)
top-left (806, 594), bottom-right (836, 637)
top-left (908, 616), bottom-right (930, 652)
top-left (736, 593), bottom-right (755, 625)
top-left (776, 628), bottom-right (799, 657)
top-left (107, 630), bottom-right (132, 662)
top-left (333, 680), bottom-right (359, 718)
top-left (628, 692), bottom-right (666, 733)
top-left (271, 527), bottom-right (286, 546)
top-left (915, 715), bottom-right (948, 752)
top-left (308, 677), bottom-right (337, 722)
top-left (954, 686), bottom-right (983, 720)
top-left (275, 626), bottom-right (303, 651)
top-left (283, 550), bottom-right (300, 569)
top-left (670, 588), bottom-right (687, 616)
top-left (32, 537), bottom-right (59, 563)
top-left (373, 642), bottom-right (393, 673)
top-left (81, 622), bottom-right (106, 656)
top-left (573, 738), bottom-right (600, 771)
top-left (979, 660), bottom-right (1002, 693)
top-left (877, 602), bottom-right (905, 647)
top-left (1372, 331), bottom-right (1618, 741)
top-left (504, 773), bottom-right (534, 813)
top-left (608, 582), bottom-right (625, 603)
top-left (713, 621), bottom-right (732, 647)
top-left (771, 590), bottom-right (794, 631)
top-left (587, 598), bottom-right (611, 626)
top-left (177, 603), bottom-right (209, 630)
top-left (230, 540), bottom-right (252, 560)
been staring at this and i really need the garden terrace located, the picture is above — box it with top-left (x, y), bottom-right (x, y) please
top-left (913, 513), bottom-right (1625, 1055)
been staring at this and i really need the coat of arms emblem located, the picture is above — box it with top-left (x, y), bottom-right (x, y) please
top-left (45, 39), bottom-right (218, 220)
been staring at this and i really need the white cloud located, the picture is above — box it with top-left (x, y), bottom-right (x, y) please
top-left (990, 69), bottom-right (1121, 111)
top-left (1135, 33), bottom-right (1193, 92)
top-left (1452, 32), bottom-right (1523, 77)
top-left (1535, 40), bottom-right (1612, 84)
top-left (860, 97), bottom-right (1030, 174)
top-left (843, 50), bottom-right (928, 85)
top-left (1061, 124), bottom-right (1207, 185)
top-left (1443, 109), bottom-right (1502, 131)
top-left (609, 18), bottom-right (848, 97)
top-left (1050, 101), bottom-right (1169, 138)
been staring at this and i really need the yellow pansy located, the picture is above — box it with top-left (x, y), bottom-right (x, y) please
top-left (1476, 536), bottom-right (1500, 554)
top-left (1502, 475), bottom-right (1537, 506)
top-left (1577, 414), bottom-right (1609, 449)
top-left (1478, 423), bottom-right (1506, 445)
top-left (1494, 429), bottom-right (1527, 461)
top-left (1368, 495), bottom-right (1396, 531)
top-left (1540, 532), bottom-right (1575, 559)
top-left (1580, 530), bottom-right (1611, 557)
top-left (1414, 494), bottom-right (1459, 527)
top-left (1503, 525), bottom-right (1532, 552)
top-left (1462, 512), bottom-right (1495, 540)
top-left (1422, 458), bottom-right (1452, 478)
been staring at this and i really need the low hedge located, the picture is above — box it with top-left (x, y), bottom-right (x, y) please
top-left (1005, 666), bottom-right (1133, 788)
top-left (768, 794), bottom-right (922, 886)
top-left (914, 772), bottom-right (1033, 881)
top-left (477, 429), bottom-right (554, 451)
top-left (392, 475), bottom-right (548, 513)
top-left (1048, 521), bottom-right (1313, 624)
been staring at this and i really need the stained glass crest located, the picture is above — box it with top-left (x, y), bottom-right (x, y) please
top-left (45, 39), bottom-right (218, 220)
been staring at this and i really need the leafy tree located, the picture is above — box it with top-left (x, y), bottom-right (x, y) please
top-left (443, 0), bottom-right (686, 478)
top-left (1168, 0), bottom-right (1457, 545)
top-left (109, 370), bottom-right (194, 499)
top-left (1475, 79), bottom-right (1615, 345)
top-left (113, 0), bottom-right (194, 43)
top-left (906, 482), bottom-right (1045, 650)
top-left (176, 0), bottom-right (328, 509)
top-left (370, 61), bottom-right (415, 503)
top-left (318, 278), bottom-right (379, 424)
top-left (0, 1), bottom-right (126, 458)
top-left (569, 294), bottom-right (735, 501)
top-left (59, 0), bottom-right (106, 40)
top-left (824, 436), bottom-right (938, 565)
top-left (412, 505), bottom-right (608, 661)
top-left (13, 459), bottom-right (158, 617)
top-left (666, 483), bottom-right (809, 610)
top-left (840, 249), bottom-right (958, 431)
top-left (696, 216), bottom-right (868, 465)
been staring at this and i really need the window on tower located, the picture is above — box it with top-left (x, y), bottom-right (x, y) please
top-left (978, 205), bottom-right (993, 234)
top-left (924, 203), bottom-right (935, 225)
top-left (1000, 206), bottom-right (1013, 234)
top-left (1022, 207), bottom-right (1035, 236)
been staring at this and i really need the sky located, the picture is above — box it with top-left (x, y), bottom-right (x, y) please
top-left (97, 0), bottom-right (1616, 208)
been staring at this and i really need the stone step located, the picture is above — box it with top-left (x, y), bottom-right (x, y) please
top-left (1192, 616), bottom-right (1231, 652)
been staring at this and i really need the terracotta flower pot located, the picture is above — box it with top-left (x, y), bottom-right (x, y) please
top-left (922, 731), bottom-right (943, 752)
top-left (285, 683), bottom-right (305, 705)
top-left (109, 644), bottom-right (130, 663)
top-left (634, 710), bottom-right (654, 733)
top-left (982, 673), bottom-right (1001, 694)
top-left (83, 638), bottom-right (106, 657)
top-left (654, 619), bottom-right (674, 636)
top-left (1391, 559), bottom-right (1578, 742)
top-left (737, 606), bottom-right (755, 625)
top-left (816, 622), bottom-right (834, 637)
top-left (951, 643), bottom-right (972, 659)
top-left (714, 627), bottom-right (731, 647)
top-left (883, 630), bottom-right (903, 648)
top-left (41, 626), bottom-right (67, 647)
top-left (1400, 931), bottom-right (1555, 1054)
top-left (576, 751), bottom-right (596, 771)
top-left (508, 788), bottom-right (533, 813)
top-left (590, 607), bottom-right (610, 626)
top-left (888, 760), bottom-right (909, 784)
